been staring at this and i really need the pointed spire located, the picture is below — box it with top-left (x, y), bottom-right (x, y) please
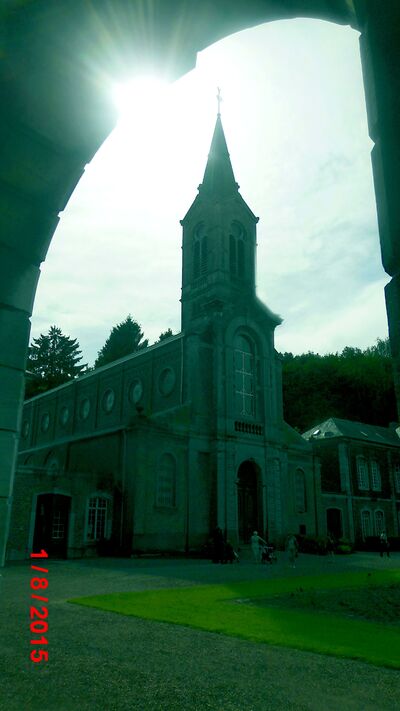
top-left (198, 113), bottom-right (239, 198)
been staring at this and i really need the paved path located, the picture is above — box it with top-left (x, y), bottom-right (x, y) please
top-left (1, 552), bottom-right (399, 711)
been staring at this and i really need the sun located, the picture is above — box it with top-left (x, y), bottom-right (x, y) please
top-left (112, 76), bottom-right (169, 123)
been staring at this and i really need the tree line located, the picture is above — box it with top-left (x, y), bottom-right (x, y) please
top-left (25, 316), bottom-right (173, 399)
top-left (281, 338), bottom-right (397, 430)
top-left (25, 320), bottom-right (397, 430)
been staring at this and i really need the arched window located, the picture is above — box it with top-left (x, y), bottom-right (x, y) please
top-left (193, 224), bottom-right (208, 279)
top-left (156, 454), bottom-right (176, 507)
top-left (361, 509), bottom-right (372, 539)
top-left (370, 460), bottom-right (381, 491)
top-left (374, 510), bottom-right (385, 536)
top-left (234, 334), bottom-right (255, 417)
top-left (87, 496), bottom-right (111, 541)
top-left (356, 456), bottom-right (369, 490)
top-left (394, 462), bottom-right (400, 493)
top-left (295, 469), bottom-right (307, 513)
top-left (229, 221), bottom-right (246, 278)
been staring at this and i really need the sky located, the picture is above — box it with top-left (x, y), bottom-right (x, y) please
top-left (30, 18), bottom-right (389, 366)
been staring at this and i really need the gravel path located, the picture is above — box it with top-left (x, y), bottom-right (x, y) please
top-left (1, 553), bottom-right (399, 711)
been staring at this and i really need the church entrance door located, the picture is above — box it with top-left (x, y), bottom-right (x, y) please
top-left (33, 494), bottom-right (71, 558)
top-left (237, 460), bottom-right (260, 543)
top-left (326, 508), bottom-right (343, 540)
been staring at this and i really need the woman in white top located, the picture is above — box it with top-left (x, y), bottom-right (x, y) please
top-left (251, 530), bottom-right (266, 563)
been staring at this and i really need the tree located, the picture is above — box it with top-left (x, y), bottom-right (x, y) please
top-left (26, 325), bottom-right (86, 397)
top-left (281, 338), bottom-right (397, 432)
top-left (95, 315), bottom-right (148, 368)
top-left (156, 328), bottom-right (174, 343)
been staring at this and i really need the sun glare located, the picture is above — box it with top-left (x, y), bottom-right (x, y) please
top-left (112, 76), bottom-right (169, 122)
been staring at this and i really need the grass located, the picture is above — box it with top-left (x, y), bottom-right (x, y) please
top-left (69, 569), bottom-right (400, 668)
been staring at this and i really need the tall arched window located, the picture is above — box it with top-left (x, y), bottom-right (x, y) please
top-left (229, 221), bottom-right (246, 278)
top-left (356, 456), bottom-right (369, 490)
top-left (370, 460), bottom-right (381, 491)
top-left (87, 495), bottom-right (110, 541)
top-left (156, 454), bottom-right (176, 507)
top-left (193, 223), bottom-right (208, 279)
top-left (374, 510), bottom-right (385, 536)
top-left (295, 468), bottom-right (307, 513)
top-left (234, 334), bottom-right (255, 417)
top-left (361, 509), bottom-right (372, 539)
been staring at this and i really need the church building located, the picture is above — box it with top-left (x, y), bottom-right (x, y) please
top-left (9, 112), bottom-right (317, 560)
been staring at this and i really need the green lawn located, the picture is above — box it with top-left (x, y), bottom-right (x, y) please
top-left (69, 569), bottom-right (400, 668)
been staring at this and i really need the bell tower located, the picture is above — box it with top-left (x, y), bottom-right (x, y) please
top-left (180, 108), bottom-right (259, 331)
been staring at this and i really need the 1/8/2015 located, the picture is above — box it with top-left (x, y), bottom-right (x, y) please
top-left (30, 549), bottom-right (49, 663)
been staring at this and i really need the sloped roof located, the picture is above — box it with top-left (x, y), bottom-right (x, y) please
top-left (302, 417), bottom-right (400, 447)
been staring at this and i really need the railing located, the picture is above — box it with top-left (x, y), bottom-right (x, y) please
top-left (234, 421), bottom-right (263, 435)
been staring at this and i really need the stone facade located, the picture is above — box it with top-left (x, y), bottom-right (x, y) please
top-left (8, 115), bottom-right (317, 560)
top-left (303, 418), bottom-right (400, 545)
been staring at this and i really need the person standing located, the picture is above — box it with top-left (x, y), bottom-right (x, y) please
top-left (286, 534), bottom-right (298, 568)
top-left (251, 530), bottom-right (266, 563)
top-left (212, 526), bottom-right (226, 564)
top-left (379, 531), bottom-right (390, 558)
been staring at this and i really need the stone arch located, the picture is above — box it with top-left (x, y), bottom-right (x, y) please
top-left (1, 2), bottom-right (399, 570)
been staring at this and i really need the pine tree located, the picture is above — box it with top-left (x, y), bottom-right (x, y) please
top-left (95, 315), bottom-right (148, 368)
top-left (26, 325), bottom-right (86, 397)
top-left (156, 328), bottom-right (174, 342)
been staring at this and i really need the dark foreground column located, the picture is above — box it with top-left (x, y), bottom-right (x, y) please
top-left (358, 0), bottom-right (400, 415)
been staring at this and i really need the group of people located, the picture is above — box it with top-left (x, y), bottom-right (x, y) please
top-left (212, 527), bottom-right (299, 566)
top-left (211, 527), bottom-right (239, 564)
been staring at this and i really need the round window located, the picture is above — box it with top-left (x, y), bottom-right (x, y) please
top-left (41, 413), bottom-right (50, 433)
top-left (79, 398), bottom-right (91, 421)
top-left (129, 378), bottom-right (143, 404)
top-left (102, 388), bottom-right (115, 413)
top-left (59, 406), bottom-right (69, 426)
top-left (158, 368), bottom-right (176, 396)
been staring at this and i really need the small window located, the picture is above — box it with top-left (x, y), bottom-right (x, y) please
top-left (156, 454), bottom-right (176, 507)
top-left (370, 460), bottom-right (381, 491)
top-left (356, 456), bottom-right (369, 490)
top-left (393, 463), bottom-right (400, 493)
top-left (295, 468), bottom-right (307, 513)
top-left (87, 496), bottom-right (109, 541)
top-left (374, 510), bottom-right (385, 536)
top-left (361, 509), bottom-right (372, 539)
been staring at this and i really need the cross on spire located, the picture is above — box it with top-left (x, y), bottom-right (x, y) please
top-left (216, 87), bottom-right (222, 115)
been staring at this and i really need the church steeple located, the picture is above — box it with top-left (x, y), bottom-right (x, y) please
top-left (198, 114), bottom-right (239, 199)
top-left (180, 105), bottom-right (259, 331)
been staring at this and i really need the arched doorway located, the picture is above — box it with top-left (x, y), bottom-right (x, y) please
top-left (237, 460), bottom-right (260, 543)
top-left (33, 494), bottom-right (71, 558)
top-left (326, 507), bottom-right (343, 540)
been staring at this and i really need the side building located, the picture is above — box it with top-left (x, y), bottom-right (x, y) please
top-left (303, 418), bottom-right (400, 546)
top-left (8, 113), bottom-right (316, 560)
